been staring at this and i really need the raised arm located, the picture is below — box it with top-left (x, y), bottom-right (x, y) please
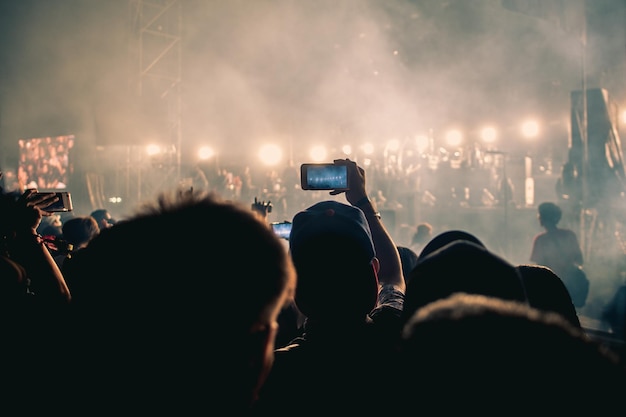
top-left (6, 189), bottom-right (71, 304)
top-left (331, 158), bottom-right (405, 292)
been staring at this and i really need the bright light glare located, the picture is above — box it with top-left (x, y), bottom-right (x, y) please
top-left (445, 129), bottom-right (463, 147)
top-left (197, 146), bottom-right (215, 161)
top-left (146, 144), bottom-right (161, 156)
top-left (258, 143), bottom-right (283, 166)
top-left (361, 143), bottom-right (375, 155)
top-left (386, 139), bottom-right (400, 152)
top-left (309, 145), bottom-right (328, 162)
top-left (521, 120), bottom-right (540, 138)
top-left (480, 127), bottom-right (497, 143)
top-left (341, 144), bottom-right (352, 155)
top-left (415, 135), bottom-right (429, 153)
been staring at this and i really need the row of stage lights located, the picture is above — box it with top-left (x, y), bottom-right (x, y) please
top-left (144, 112), bottom-right (626, 168)
top-left (224, 120), bottom-right (540, 167)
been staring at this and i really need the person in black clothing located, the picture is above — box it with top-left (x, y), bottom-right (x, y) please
top-left (397, 293), bottom-right (626, 414)
top-left (530, 201), bottom-right (587, 307)
top-left (253, 159), bottom-right (405, 415)
top-left (61, 190), bottom-right (297, 414)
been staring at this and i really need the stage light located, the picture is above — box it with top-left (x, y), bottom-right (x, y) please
top-left (415, 135), bottom-right (430, 154)
top-left (386, 138), bottom-right (400, 153)
top-left (445, 129), bottom-right (463, 147)
top-left (480, 126), bottom-right (497, 144)
top-left (258, 143), bottom-right (283, 166)
top-left (361, 143), bottom-right (375, 155)
top-left (146, 144), bottom-right (161, 156)
top-left (309, 145), bottom-right (327, 162)
top-left (521, 120), bottom-right (540, 138)
top-left (197, 146), bottom-right (215, 161)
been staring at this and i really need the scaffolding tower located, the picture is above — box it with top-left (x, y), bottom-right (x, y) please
top-left (128, 0), bottom-right (183, 201)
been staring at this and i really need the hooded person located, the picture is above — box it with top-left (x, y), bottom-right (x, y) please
top-left (402, 239), bottom-right (528, 327)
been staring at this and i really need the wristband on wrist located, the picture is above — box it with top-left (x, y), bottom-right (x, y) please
top-left (353, 197), bottom-right (381, 219)
top-left (366, 210), bottom-right (382, 219)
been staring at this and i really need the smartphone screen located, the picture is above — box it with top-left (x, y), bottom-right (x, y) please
top-left (271, 221), bottom-right (292, 240)
top-left (300, 163), bottom-right (349, 191)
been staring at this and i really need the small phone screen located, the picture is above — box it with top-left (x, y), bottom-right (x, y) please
top-left (271, 222), bottom-right (292, 239)
top-left (300, 164), bottom-right (349, 191)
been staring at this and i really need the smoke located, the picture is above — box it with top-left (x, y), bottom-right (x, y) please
top-left (1, 0), bottom-right (621, 158)
top-left (179, 0), bottom-right (585, 157)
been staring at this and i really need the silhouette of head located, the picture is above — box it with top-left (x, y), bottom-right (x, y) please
top-left (397, 292), bottom-right (626, 413)
top-left (90, 208), bottom-right (116, 229)
top-left (290, 200), bottom-right (375, 261)
top-left (418, 229), bottom-right (485, 260)
top-left (289, 200), bottom-right (378, 322)
top-left (412, 222), bottom-right (433, 246)
top-left (402, 240), bottom-right (527, 327)
top-left (65, 191), bottom-right (296, 411)
top-left (62, 216), bottom-right (100, 249)
top-left (516, 264), bottom-right (581, 329)
top-left (538, 202), bottom-right (562, 227)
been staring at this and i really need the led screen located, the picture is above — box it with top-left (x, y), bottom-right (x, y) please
top-left (18, 134), bottom-right (74, 190)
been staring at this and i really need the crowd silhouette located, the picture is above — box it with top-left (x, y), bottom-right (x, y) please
top-left (1, 162), bottom-right (626, 414)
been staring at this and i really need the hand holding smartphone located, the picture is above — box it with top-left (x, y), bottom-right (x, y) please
top-left (32, 191), bottom-right (74, 212)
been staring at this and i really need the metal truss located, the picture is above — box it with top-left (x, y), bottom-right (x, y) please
top-left (129, 0), bottom-right (183, 194)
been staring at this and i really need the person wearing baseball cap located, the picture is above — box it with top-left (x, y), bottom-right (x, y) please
top-left (253, 158), bottom-right (405, 415)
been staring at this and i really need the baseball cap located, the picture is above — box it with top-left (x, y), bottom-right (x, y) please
top-left (289, 200), bottom-right (376, 260)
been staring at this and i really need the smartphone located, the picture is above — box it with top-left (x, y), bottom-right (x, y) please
top-left (35, 191), bottom-right (74, 212)
top-left (300, 163), bottom-right (349, 191)
top-left (270, 221), bottom-right (292, 240)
